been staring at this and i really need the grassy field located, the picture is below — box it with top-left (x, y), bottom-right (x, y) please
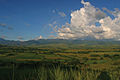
top-left (0, 44), bottom-right (120, 80)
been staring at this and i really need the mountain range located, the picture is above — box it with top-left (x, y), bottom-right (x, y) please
top-left (1, 38), bottom-right (120, 47)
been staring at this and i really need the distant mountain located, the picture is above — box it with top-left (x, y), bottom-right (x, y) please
top-left (0, 38), bottom-right (22, 45)
top-left (1, 38), bottom-right (120, 46)
top-left (0, 38), bottom-right (6, 41)
top-left (24, 39), bottom-right (71, 45)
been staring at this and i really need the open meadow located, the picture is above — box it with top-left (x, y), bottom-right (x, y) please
top-left (0, 44), bottom-right (120, 80)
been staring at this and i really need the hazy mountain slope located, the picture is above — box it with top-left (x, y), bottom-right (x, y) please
top-left (0, 38), bottom-right (120, 47)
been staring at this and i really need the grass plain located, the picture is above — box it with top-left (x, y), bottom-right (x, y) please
top-left (0, 44), bottom-right (120, 80)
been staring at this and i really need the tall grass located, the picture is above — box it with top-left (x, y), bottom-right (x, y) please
top-left (18, 65), bottom-right (119, 80)
top-left (1, 64), bottom-right (120, 80)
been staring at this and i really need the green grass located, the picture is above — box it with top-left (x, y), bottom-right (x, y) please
top-left (86, 60), bottom-right (107, 64)
top-left (0, 45), bottom-right (120, 80)
top-left (0, 64), bottom-right (120, 80)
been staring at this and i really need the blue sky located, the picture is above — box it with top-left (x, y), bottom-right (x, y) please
top-left (0, 0), bottom-right (120, 40)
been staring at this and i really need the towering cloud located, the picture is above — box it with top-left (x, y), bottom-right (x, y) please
top-left (57, 0), bottom-right (120, 40)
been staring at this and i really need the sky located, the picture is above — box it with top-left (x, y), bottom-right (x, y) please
top-left (0, 0), bottom-right (120, 41)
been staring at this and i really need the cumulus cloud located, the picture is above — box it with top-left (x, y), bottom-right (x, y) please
top-left (56, 0), bottom-right (120, 40)
top-left (103, 8), bottom-right (120, 17)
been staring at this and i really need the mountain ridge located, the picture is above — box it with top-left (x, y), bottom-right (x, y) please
top-left (0, 38), bottom-right (120, 46)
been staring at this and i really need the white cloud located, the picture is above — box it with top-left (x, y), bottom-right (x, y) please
top-left (49, 21), bottom-right (58, 33)
top-left (58, 12), bottom-right (66, 17)
top-left (56, 0), bottom-right (120, 40)
top-left (49, 21), bottom-right (57, 27)
top-left (103, 8), bottom-right (120, 17)
top-left (34, 35), bottom-right (43, 40)
top-left (48, 35), bottom-right (55, 39)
